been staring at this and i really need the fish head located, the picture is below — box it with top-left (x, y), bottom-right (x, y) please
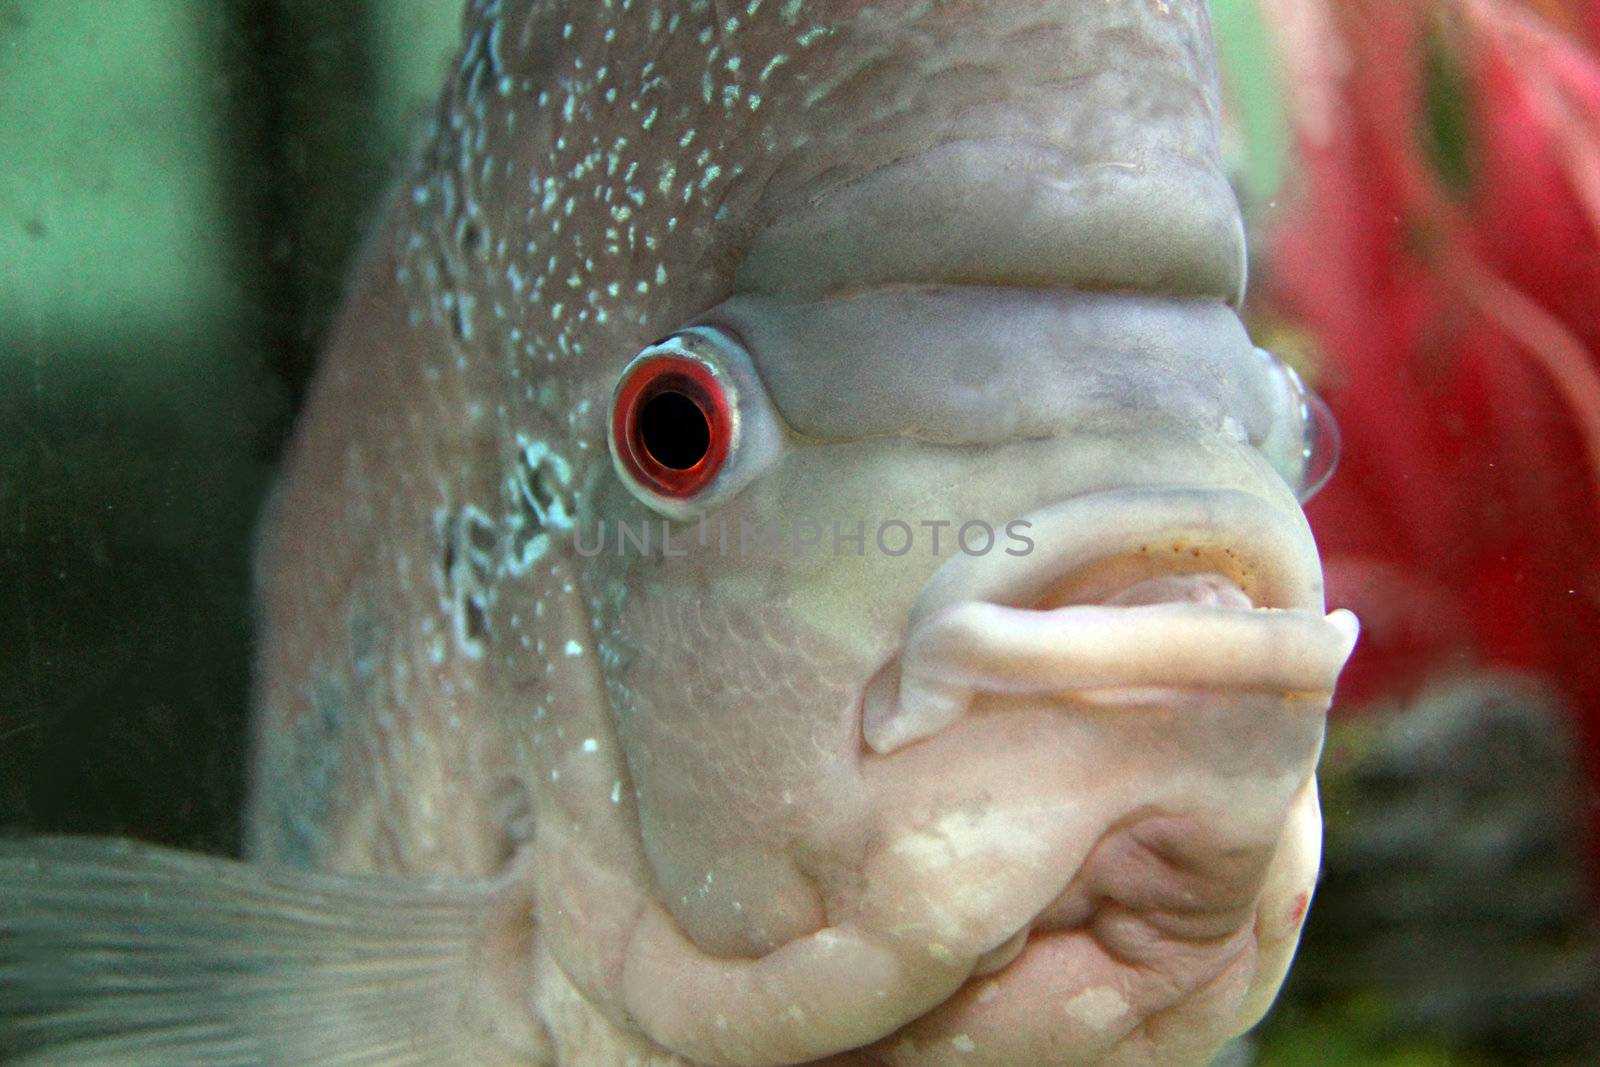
top-left (422, 1), bottom-right (1357, 1063)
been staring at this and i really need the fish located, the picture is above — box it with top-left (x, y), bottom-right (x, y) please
top-left (0, 1), bottom-right (1359, 1064)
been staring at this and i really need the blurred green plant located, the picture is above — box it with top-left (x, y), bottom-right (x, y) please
top-left (1256, 997), bottom-right (1497, 1067)
top-left (1210, 0), bottom-right (1294, 205)
top-left (0, 0), bottom-right (464, 850)
top-left (1422, 21), bottom-right (1480, 194)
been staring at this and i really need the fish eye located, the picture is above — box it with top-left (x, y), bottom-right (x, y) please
top-left (608, 327), bottom-right (781, 518)
top-left (612, 348), bottom-right (731, 498)
top-left (1253, 347), bottom-right (1342, 503)
top-left (639, 389), bottom-right (713, 471)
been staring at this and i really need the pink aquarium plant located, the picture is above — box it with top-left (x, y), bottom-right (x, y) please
top-left (1247, 0), bottom-right (1600, 866)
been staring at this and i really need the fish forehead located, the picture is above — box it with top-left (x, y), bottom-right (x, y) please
top-left (415, 0), bottom-right (1228, 407)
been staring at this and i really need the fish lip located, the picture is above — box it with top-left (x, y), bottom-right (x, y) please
top-left (910, 485), bottom-right (1328, 624)
top-left (863, 486), bottom-right (1359, 753)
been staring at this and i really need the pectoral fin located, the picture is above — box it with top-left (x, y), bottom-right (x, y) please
top-left (0, 837), bottom-right (537, 1066)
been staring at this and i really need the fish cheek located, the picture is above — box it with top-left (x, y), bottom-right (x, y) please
top-left (482, 457), bottom-right (859, 965)
top-left (562, 438), bottom-right (994, 959)
top-left (590, 538), bottom-right (876, 958)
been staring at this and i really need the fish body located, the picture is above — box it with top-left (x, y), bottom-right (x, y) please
top-left (1, 2), bottom-right (1357, 1064)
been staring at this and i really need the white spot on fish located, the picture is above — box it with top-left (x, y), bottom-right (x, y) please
top-left (1063, 987), bottom-right (1130, 1032)
top-left (891, 810), bottom-right (1048, 869)
top-left (759, 54), bottom-right (788, 82)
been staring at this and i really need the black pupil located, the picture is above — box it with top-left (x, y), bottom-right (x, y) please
top-left (639, 389), bottom-right (711, 471)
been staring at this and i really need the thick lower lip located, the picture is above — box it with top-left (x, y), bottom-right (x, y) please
top-left (864, 487), bottom-right (1360, 753)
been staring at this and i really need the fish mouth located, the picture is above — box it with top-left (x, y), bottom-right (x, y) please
top-left (841, 486), bottom-right (1352, 1057)
top-left (862, 486), bottom-right (1360, 753)
top-left (851, 489), bottom-right (1350, 1043)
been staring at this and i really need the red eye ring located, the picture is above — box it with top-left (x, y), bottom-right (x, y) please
top-left (610, 352), bottom-right (733, 500)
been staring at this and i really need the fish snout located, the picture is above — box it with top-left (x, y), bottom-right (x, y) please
top-left (864, 487), bottom-right (1360, 754)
